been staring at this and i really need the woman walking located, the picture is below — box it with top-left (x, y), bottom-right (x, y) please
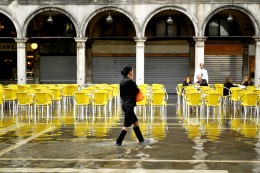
top-left (116, 65), bottom-right (145, 146)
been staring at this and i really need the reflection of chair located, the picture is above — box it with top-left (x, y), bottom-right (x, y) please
top-left (150, 90), bottom-right (167, 121)
top-left (205, 123), bottom-right (220, 141)
top-left (74, 92), bottom-right (91, 120)
top-left (204, 92), bottom-right (222, 118)
top-left (33, 92), bottom-right (53, 121)
top-left (92, 90), bottom-right (109, 118)
top-left (240, 93), bottom-right (258, 117)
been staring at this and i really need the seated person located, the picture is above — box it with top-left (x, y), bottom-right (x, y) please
top-left (195, 75), bottom-right (208, 86)
top-left (223, 77), bottom-right (237, 96)
top-left (182, 76), bottom-right (192, 87)
top-left (241, 76), bottom-right (250, 86)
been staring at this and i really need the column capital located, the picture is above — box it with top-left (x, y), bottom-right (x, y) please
top-left (134, 37), bottom-right (147, 42)
top-left (74, 37), bottom-right (87, 42)
top-left (14, 38), bottom-right (28, 43)
top-left (193, 36), bottom-right (207, 42)
top-left (254, 36), bottom-right (260, 42)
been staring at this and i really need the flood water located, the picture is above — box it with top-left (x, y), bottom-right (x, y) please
top-left (0, 94), bottom-right (260, 173)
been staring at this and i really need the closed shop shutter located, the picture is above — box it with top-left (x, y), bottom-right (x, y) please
top-left (204, 56), bottom-right (243, 84)
top-left (92, 57), bottom-right (136, 84)
top-left (144, 56), bottom-right (189, 94)
top-left (40, 56), bottom-right (77, 83)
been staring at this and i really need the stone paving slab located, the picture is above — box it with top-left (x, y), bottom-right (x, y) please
top-left (0, 168), bottom-right (229, 173)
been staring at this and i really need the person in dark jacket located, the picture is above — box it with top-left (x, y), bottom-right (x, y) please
top-left (116, 65), bottom-right (144, 146)
top-left (223, 77), bottom-right (238, 96)
top-left (195, 75), bottom-right (208, 86)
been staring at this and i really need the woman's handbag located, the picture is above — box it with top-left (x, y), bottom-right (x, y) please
top-left (136, 89), bottom-right (144, 102)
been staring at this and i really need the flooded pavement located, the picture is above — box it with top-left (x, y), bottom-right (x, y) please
top-left (0, 94), bottom-right (260, 173)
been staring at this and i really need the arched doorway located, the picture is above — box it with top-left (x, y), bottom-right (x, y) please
top-left (86, 8), bottom-right (136, 84)
top-left (145, 9), bottom-right (196, 93)
top-left (204, 8), bottom-right (255, 84)
top-left (26, 8), bottom-right (77, 84)
top-left (0, 13), bottom-right (17, 84)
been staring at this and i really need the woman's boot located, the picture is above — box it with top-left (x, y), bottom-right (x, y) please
top-left (133, 126), bottom-right (144, 142)
top-left (116, 130), bottom-right (127, 146)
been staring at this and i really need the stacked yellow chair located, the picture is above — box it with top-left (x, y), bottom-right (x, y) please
top-left (92, 89), bottom-right (109, 118)
top-left (150, 87), bottom-right (168, 122)
top-left (73, 91), bottom-right (91, 120)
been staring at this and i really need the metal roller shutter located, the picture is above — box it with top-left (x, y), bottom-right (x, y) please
top-left (40, 56), bottom-right (77, 84)
top-left (144, 57), bottom-right (189, 94)
top-left (204, 56), bottom-right (243, 84)
top-left (92, 57), bottom-right (136, 84)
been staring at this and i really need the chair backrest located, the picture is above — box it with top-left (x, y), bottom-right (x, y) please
top-left (17, 92), bottom-right (34, 105)
top-left (74, 92), bottom-right (91, 105)
top-left (186, 92), bottom-right (201, 106)
top-left (34, 92), bottom-right (52, 105)
top-left (3, 88), bottom-right (17, 100)
top-left (151, 90), bottom-right (167, 105)
top-left (214, 84), bottom-right (224, 96)
top-left (93, 90), bottom-right (109, 105)
top-left (205, 92), bottom-right (221, 105)
top-left (62, 85), bottom-right (78, 97)
top-left (230, 89), bottom-right (245, 101)
top-left (176, 84), bottom-right (183, 95)
top-left (49, 88), bottom-right (62, 101)
top-left (241, 93), bottom-right (258, 106)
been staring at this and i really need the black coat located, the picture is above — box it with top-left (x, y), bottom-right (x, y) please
top-left (223, 82), bottom-right (237, 96)
top-left (196, 79), bottom-right (208, 86)
top-left (120, 77), bottom-right (139, 107)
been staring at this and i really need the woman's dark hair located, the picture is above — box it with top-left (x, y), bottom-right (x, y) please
top-left (121, 65), bottom-right (133, 77)
top-left (225, 77), bottom-right (231, 83)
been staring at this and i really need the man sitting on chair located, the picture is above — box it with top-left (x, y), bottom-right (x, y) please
top-left (195, 75), bottom-right (208, 86)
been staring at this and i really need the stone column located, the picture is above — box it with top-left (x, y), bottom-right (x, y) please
top-left (15, 38), bottom-right (28, 84)
top-left (254, 37), bottom-right (260, 86)
top-left (135, 37), bottom-right (146, 85)
top-left (193, 37), bottom-right (207, 70)
top-left (75, 38), bottom-right (87, 87)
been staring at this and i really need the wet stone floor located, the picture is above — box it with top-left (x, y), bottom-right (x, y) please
top-left (0, 94), bottom-right (260, 173)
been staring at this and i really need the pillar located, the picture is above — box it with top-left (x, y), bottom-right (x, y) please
top-left (75, 38), bottom-right (87, 86)
top-left (193, 37), bottom-right (207, 70)
top-left (15, 38), bottom-right (27, 84)
top-left (135, 37), bottom-right (146, 85)
top-left (255, 37), bottom-right (260, 86)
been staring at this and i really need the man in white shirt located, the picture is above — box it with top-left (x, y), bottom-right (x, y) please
top-left (194, 63), bottom-right (208, 83)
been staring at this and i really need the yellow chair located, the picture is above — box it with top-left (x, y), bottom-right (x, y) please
top-left (214, 84), bottom-right (224, 96)
top-left (240, 93), bottom-right (258, 117)
top-left (33, 92), bottom-right (53, 122)
top-left (185, 92), bottom-right (202, 117)
top-left (3, 88), bottom-right (17, 115)
top-left (150, 90), bottom-right (168, 121)
top-left (17, 92), bottom-right (34, 118)
top-left (176, 84), bottom-right (183, 105)
top-left (136, 93), bottom-right (148, 118)
top-left (61, 84), bottom-right (78, 110)
top-left (74, 92), bottom-right (91, 120)
top-left (204, 92), bottom-right (222, 118)
top-left (49, 87), bottom-right (63, 112)
top-left (92, 90), bottom-right (109, 118)
top-left (230, 88), bottom-right (245, 114)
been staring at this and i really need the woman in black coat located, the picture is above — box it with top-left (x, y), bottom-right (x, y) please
top-left (116, 65), bottom-right (144, 146)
